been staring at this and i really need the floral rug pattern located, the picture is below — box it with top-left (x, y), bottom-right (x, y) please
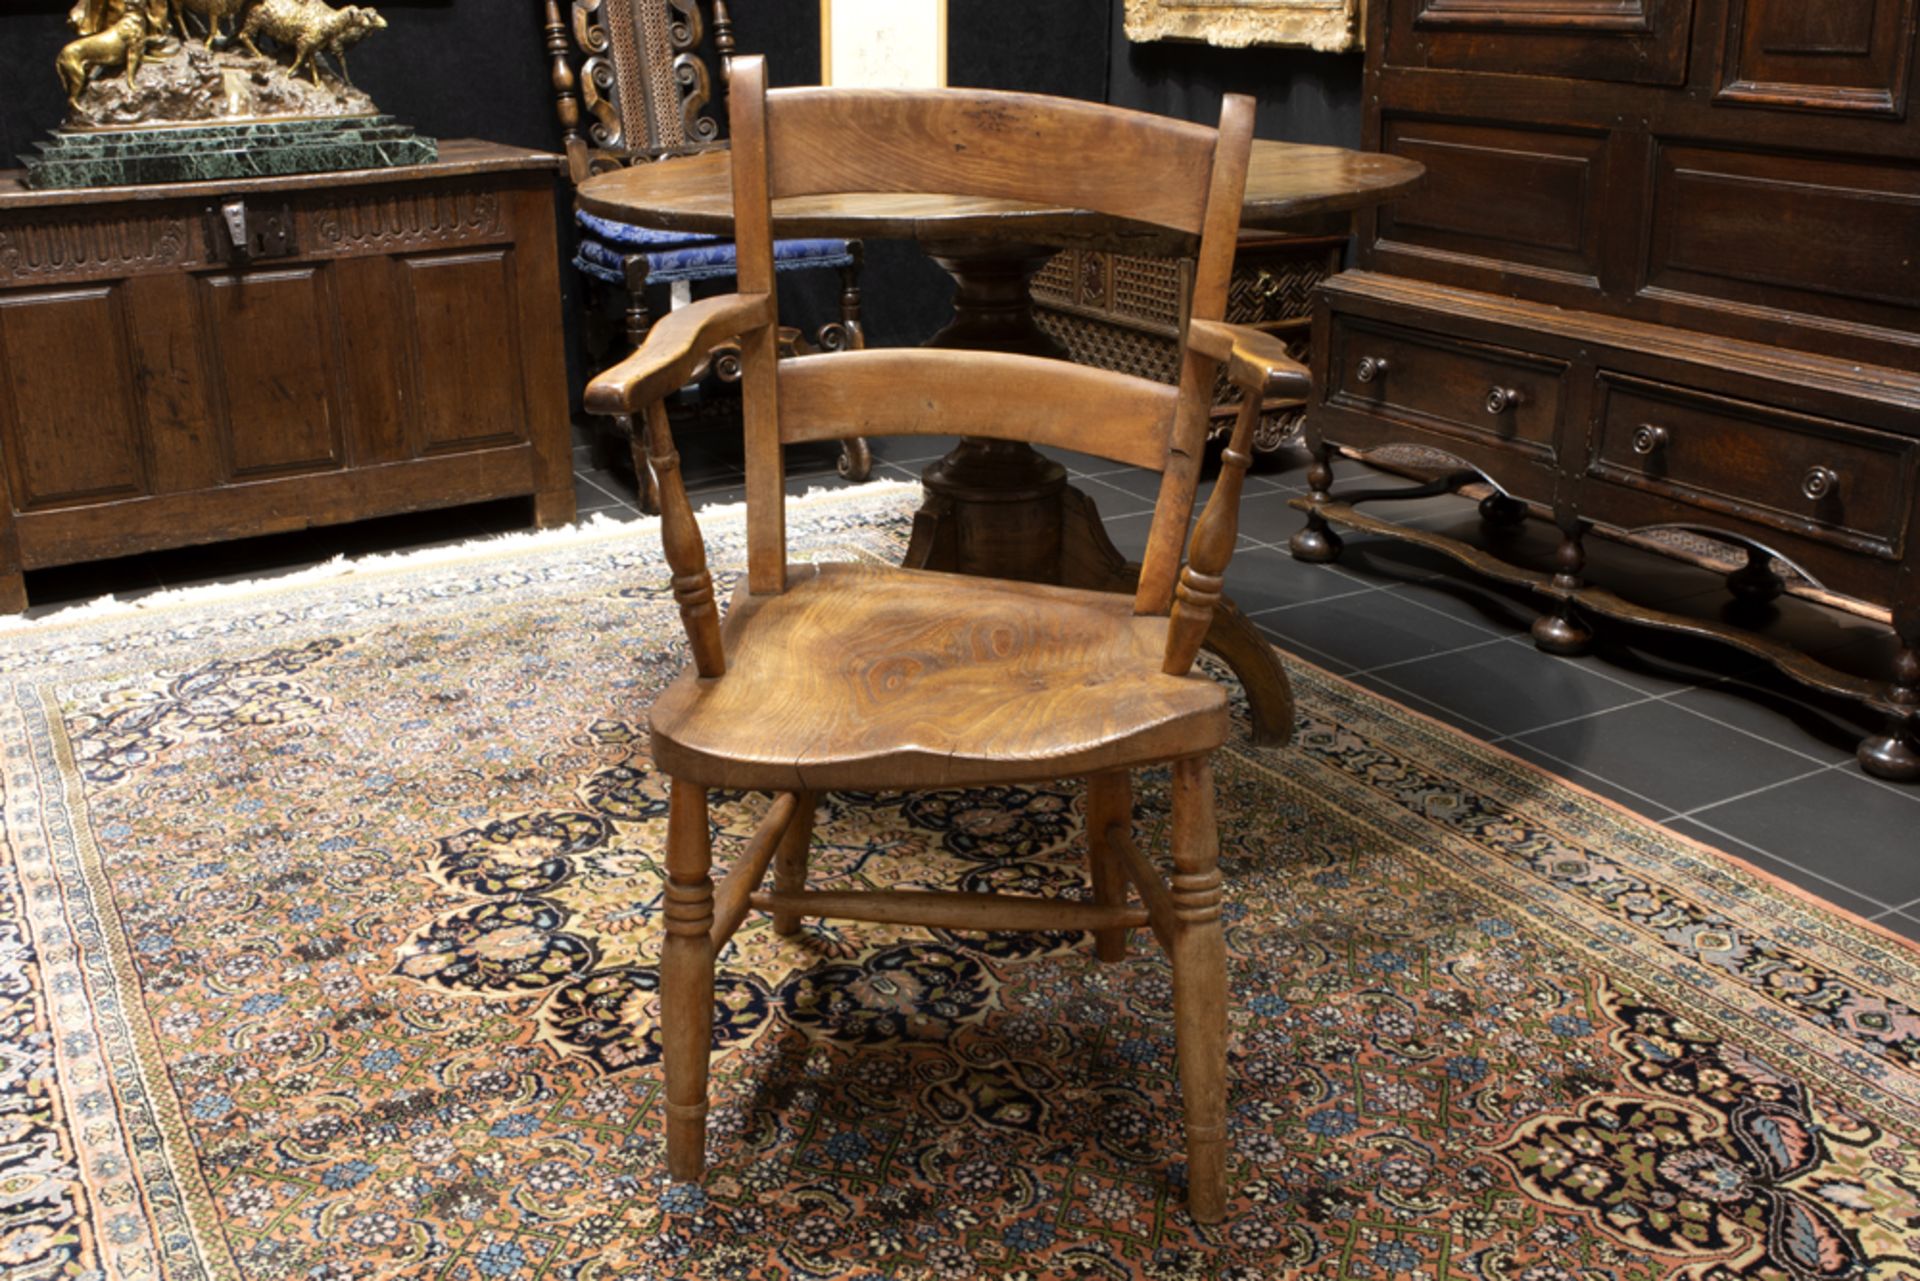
top-left (2, 485), bottom-right (1919, 1280)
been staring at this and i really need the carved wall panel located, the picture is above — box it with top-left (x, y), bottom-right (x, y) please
top-left (1717, 0), bottom-right (1916, 117)
top-left (1124, 0), bottom-right (1365, 53)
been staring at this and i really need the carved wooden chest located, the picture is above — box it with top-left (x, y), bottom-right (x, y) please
top-left (0, 140), bottom-right (575, 611)
top-left (1033, 231), bottom-right (1345, 458)
top-left (1297, 0), bottom-right (1920, 778)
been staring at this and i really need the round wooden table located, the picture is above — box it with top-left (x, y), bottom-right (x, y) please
top-left (579, 142), bottom-right (1424, 745)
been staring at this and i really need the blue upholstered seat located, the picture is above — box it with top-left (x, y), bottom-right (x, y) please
top-left (573, 209), bottom-right (856, 286)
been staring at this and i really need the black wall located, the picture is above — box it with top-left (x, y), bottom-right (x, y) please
top-left (0, 0), bottom-right (1363, 348)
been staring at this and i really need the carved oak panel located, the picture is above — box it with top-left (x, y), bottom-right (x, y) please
top-left (1375, 116), bottom-right (1610, 286)
top-left (0, 286), bottom-right (146, 510)
top-left (403, 251), bottom-right (529, 454)
top-left (1386, 0), bottom-right (1695, 83)
top-left (1717, 0), bottom-right (1917, 117)
top-left (1645, 142), bottom-right (1920, 331)
top-left (201, 268), bottom-right (345, 479)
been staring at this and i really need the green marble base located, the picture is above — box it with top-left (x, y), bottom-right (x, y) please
top-left (24, 116), bottom-right (438, 190)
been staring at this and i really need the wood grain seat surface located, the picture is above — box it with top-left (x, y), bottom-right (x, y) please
top-left (648, 561), bottom-right (1231, 790)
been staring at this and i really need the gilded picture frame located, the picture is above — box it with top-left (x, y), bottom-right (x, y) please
top-left (1123, 0), bottom-right (1365, 52)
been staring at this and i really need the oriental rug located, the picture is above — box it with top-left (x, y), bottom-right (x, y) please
top-left (2, 482), bottom-right (1918, 1281)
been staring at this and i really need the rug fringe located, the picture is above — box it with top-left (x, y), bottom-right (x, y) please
top-left (0, 479), bottom-right (921, 635)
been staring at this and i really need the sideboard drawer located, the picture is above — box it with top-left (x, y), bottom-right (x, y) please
top-left (1590, 374), bottom-right (1912, 552)
top-left (1327, 317), bottom-right (1565, 456)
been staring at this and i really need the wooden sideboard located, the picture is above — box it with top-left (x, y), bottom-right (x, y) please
top-left (0, 140), bottom-right (576, 611)
top-left (1295, 0), bottom-right (1920, 779)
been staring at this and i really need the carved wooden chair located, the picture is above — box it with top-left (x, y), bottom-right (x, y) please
top-left (543, 0), bottom-right (871, 508)
top-left (584, 58), bottom-right (1306, 1224)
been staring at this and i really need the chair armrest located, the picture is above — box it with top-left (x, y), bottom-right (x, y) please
top-left (1186, 318), bottom-right (1310, 403)
top-left (583, 291), bottom-right (776, 417)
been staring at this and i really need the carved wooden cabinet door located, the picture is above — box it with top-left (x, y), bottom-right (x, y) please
top-left (1717, 0), bottom-right (1917, 116)
top-left (1384, 0), bottom-right (1697, 84)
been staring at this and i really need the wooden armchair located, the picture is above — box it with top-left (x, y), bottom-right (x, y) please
top-left (584, 59), bottom-right (1308, 1224)
top-left (543, 0), bottom-right (871, 508)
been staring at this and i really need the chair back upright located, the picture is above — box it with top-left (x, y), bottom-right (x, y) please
top-left (723, 56), bottom-right (1257, 607)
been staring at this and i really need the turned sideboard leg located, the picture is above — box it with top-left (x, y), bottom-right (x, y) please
top-left (1532, 520), bottom-right (1594, 656)
top-left (1727, 544), bottom-right (1785, 608)
top-left (1478, 491), bottom-right (1528, 531)
top-left (1859, 638), bottom-right (1920, 782)
top-left (1289, 443), bottom-right (1344, 564)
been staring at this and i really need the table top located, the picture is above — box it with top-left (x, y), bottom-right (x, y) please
top-left (577, 140), bottom-right (1423, 254)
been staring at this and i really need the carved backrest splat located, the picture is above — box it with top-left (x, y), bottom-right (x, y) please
top-left (546, 0), bottom-right (723, 185)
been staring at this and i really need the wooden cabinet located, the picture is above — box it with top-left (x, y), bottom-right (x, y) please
top-left (1299, 0), bottom-right (1920, 778)
top-left (0, 141), bottom-right (576, 611)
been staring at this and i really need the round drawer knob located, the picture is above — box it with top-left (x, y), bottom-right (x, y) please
top-left (1802, 465), bottom-right (1839, 501)
top-left (1356, 356), bottom-right (1389, 384)
top-left (1631, 424), bottom-right (1669, 455)
top-left (1485, 386), bottom-right (1524, 415)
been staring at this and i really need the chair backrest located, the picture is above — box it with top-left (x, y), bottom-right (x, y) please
top-left (543, 0), bottom-right (736, 185)
top-left (725, 57), bottom-right (1255, 613)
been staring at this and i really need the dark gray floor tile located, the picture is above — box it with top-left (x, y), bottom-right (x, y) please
top-left (1509, 700), bottom-right (1829, 813)
top-left (689, 481), bottom-right (749, 508)
top-left (575, 474), bottom-right (624, 512)
top-left (1220, 544), bottom-right (1389, 615)
top-left (1098, 511), bottom-right (1155, 561)
top-left (1684, 769), bottom-right (1920, 904)
top-left (1347, 670), bottom-right (1500, 739)
top-left (1493, 628), bottom-right (1766, 700)
top-left (1363, 640), bottom-right (1655, 738)
top-left (1233, 487), bottom-right (1321, 549)
top-left (1378, 574), bottom-right (1541, 636)
top-left (1669, 676), bottom-right (1869, 767)
top-left (1494, 738), bottom-right (1677, 820)
top-left (1255, 621), bottom-right (1359, 676)
top-left (1662, 818), bottom-right (1897, 920)
top-left (1253, 587), bottom-right (1506, 675)
top-left (1073, 475), bottom-right (1160, 518)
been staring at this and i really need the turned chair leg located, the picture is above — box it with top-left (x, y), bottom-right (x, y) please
top-left (661, 778), bottom-right (715, 1181)
top-left (1087, 771), bottom-right (1131, 962)
top-left (1169, 756), bottom-right (1228, 1223)
top-left (771, 791), bottom-right (818, 936)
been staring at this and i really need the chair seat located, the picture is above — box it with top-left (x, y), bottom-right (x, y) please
top-left (648, 562), bottom-right (1231, 792)
top-left (573, 211), bottom-right (857, 285)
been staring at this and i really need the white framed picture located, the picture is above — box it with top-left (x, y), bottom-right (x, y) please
top-left (821, 0), bottom-right (948, 89)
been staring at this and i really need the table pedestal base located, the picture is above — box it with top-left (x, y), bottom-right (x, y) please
top-left (902, 243), bottom-right (1295, 747)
